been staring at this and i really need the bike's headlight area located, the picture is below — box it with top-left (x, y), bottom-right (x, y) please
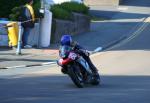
top-left (59, 45), bottom-right (72, 59)
top-left (60, 52), bottom-right (67, 59)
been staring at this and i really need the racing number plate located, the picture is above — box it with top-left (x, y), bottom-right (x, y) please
top-left (68, 52), bottom-right (77, 60)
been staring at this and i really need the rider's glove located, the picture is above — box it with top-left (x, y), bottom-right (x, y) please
top-left (57, 59), bottom-right (63, 66)
top-left (80, 49), bottom-right (90, 56)
top-left (85, 50), bottom-right (90, 56)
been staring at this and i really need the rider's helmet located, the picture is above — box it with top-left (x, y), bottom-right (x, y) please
top-left (61, 35), bottom-right (72, 46)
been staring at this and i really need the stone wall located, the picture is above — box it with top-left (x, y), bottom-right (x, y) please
top-left (27, 23), bottom-right (40, 47)
top-left (51, 13), bottom-right (90, 43)
top-left (0, 23), bottom-right (9, 47)
top-left (72, 13), bottom-right (90, 35)
top-left (51, 19), bottom-right (74, 43)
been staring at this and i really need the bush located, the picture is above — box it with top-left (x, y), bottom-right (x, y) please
top-left (60, 2), bottom-right (89, 15)
top-left (33, 0), bottom-right (41, 18)
top-left (50, 5), bottom-right (71, 20)
top-left (0, 0), bottom-right (26, 18)
top-left (9, 7), bottom-right (22, 21)
top-left (50, 2), bottom-right (89, 20)
top-left (9, 0), bottom-right (41, 21)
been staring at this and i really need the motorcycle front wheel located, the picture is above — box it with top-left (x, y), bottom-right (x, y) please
top-left (91, 73), bottom-right (100, 85)
top-left (68, 64), bottom-right (84, 88)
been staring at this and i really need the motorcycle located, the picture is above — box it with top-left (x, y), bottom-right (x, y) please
top-left (57, 45), bottom-right (100, 88)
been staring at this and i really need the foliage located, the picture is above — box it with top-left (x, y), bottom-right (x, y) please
top-left (0, 0), bottom-right (26, 18)
top-left (0, 0), bottom-right (41, 21)
top-left (9, 7), bottom-right (22, 21)
top-left (60, 2), bottom-right (89, 15)
top-left (50, 4), bottom-right (71, 20)
top-left (33, 0), bottom-right (41, 18)
top-left (50, 2), bottom-right (89, 20)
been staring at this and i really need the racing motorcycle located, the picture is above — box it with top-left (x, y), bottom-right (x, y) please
top-left (57, 45), bottom-right (100, 88)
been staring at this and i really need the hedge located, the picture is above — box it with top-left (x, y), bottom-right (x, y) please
top-left (50, 4), bottom-right (71, 20)
top-left (50, 2), bottom-right (89, 20)
top-left (60, 2), bottom-right (89, 15)
top-left (0, 0), bottom-right (26, 18)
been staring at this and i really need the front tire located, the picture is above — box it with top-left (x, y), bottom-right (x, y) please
top-left (68, 64), bottom-right (84, 88)
top-left (91, 74), bottom-right (100, 85)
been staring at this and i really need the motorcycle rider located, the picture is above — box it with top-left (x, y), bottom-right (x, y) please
top-left (59, 35), bottom-right (99, 79)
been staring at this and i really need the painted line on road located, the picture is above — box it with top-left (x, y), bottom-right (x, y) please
top-left (1, 65), bottom-right (27, 69)
top-left (106, 17), bottom-right (150, 50)
top-left (117, 7), bottom-right (128, 11)
top-left (0, 61), bottom-right (57, 69)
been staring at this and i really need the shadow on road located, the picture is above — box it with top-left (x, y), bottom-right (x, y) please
top-left (0, 58), bottom-right (54, 63)
top-left (105, 22), bottom-right (150, 51)
top-left (0, 48), bottom-right (12, 51)
top-left (120, 0), bottom-right (150, 7)
top-left (0, 75), bottom-right (150, 103)
top-left (90, 10), bottom-right (149, 19)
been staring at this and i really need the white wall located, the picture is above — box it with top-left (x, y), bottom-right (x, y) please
top-left (84, 0), bottom-right (120, 6)
top-left (45, 0), bottom-right (82, 5)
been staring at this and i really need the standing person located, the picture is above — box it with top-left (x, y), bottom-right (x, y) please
top-left (20, 0), bottom-right (35, 48)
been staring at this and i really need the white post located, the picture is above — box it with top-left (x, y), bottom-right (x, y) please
top-left (39, 10), bottom-right (52, 47)
top-left (16, 22), bottom-right (22, 55)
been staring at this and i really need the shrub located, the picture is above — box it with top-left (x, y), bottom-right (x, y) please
top-left (9, 7), bottom-right (22, 21)
top-left (50, 2), bottom-right (89, 20)
top-left (60, 2), bottom-right (89, 15)
top-left (33, 0), bottom-right (41, 18)
top-left (50, 5), bottom-right (71, 20)
top-left (8, 0), bottom-right (41, 21)
top-left (0, 0), bottom-right (26, 18)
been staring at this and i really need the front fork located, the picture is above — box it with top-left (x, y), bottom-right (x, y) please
top-left (76, 57), bottom-right (93, 75)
